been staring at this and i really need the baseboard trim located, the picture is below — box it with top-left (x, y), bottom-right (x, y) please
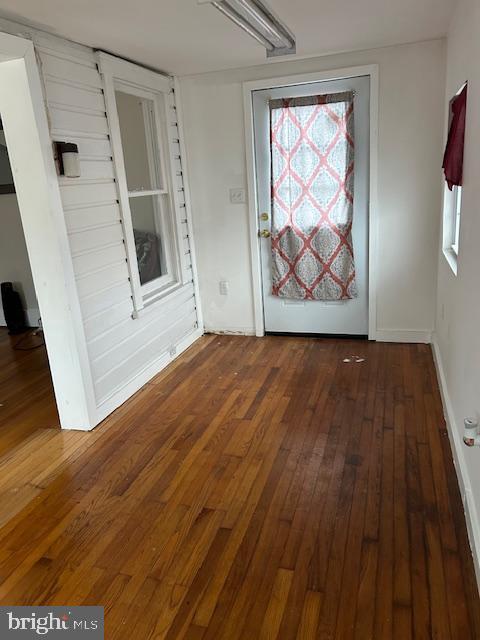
top-left (0, 307), bottom-right (40, 327)
top-left (432, 336), bottom-right (480, 590)
top-left (205, 327), bottom-right (256, 336)
top-left (375, 329), bottom-right (432, 343)
top-left (205, 327), bottom-right (432, 342)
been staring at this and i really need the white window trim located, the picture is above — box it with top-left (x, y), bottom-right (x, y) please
top-left (442, 183), bottom-right (462, 276)
top-left (97, 52), bottom-right (187, 316)
top-left (451, 184), bottom-right (462, 255)
top-left (117, 81), bottom-right (177, 297)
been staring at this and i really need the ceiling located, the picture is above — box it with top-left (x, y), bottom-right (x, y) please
top-left (0, 0), bottom-right (454, 76)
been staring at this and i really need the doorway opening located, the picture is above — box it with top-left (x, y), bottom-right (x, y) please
top-left (243, 66), bottom-right (379, 339)
top-left (0, 115), bottom-right (60, 450)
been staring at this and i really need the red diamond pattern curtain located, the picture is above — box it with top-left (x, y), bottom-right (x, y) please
top-left (269, 92), bottom-right (357, 300)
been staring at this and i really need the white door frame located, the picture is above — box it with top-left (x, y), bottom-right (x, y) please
top-left (243, 64), bottom-right (379, 340)
top-left (0, 31), bottom-right (97, 429)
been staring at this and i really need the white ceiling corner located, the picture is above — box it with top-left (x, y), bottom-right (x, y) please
top-left (0, 0), bottom-right (455, 75)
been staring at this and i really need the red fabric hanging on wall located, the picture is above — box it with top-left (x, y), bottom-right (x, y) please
top-left (443, 83), bottom-right (468, 191)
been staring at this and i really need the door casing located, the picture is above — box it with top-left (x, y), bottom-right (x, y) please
top-left (243, 65), bottom-right (379, 340)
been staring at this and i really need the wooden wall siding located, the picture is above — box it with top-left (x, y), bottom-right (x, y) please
top-left (33, 40), bottom-right (199, 408)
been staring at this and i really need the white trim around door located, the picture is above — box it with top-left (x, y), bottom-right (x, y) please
top-left (243, 64), bottom-right (379, 340)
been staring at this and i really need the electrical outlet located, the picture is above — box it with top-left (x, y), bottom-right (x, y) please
top-left (219, 281), bottom-right (229, 296)
top-left (169, 345), bottom-right (177, 358)
top-left (229, 188), bottom-right (246, 204)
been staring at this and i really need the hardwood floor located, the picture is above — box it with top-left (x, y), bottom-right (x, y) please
top-left (0, 327), bottom-right (59, 452)
top-left (0, 334), bottom-right (479, 638)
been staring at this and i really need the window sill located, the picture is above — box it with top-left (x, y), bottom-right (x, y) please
top-left (443, 247), bottom-right (458, 276)
top-left (132, 280), bottom-right (183, 319)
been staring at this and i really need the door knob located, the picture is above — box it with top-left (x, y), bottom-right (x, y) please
top-left (259, 229), bottom-right (271, 238)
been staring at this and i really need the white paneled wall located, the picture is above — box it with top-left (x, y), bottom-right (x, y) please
top-left (1, 19), bottom-right (202, 425)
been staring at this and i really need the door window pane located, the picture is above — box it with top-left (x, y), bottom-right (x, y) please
top-left (116, 90), bottom-right (160, 192)
top-left (130, 196), bottom-right (165, 285)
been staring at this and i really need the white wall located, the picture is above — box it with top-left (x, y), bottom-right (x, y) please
top-left (0, 18), bottom-right (202, 428)
top-left (0, 134), bottom-right (38, 326)
top-left (433, 0), bottom-right (480, 580)
top-left (0, 192), bottom-right (39, 326)
top-left (180, 39), bottom-right (446, 338)
top-left (35, 40), bottom-right (200, 415)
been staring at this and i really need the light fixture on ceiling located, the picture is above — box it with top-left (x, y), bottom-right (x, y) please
top-left (198, 0), bottom-right (295, 57)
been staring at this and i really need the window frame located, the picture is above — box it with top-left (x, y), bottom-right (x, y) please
top-left (97, 52), bottom-right (186, 315)
top-left (442, 183), bottom-right (462, 275)
top-left (115, 82), bottom-right (175, 297)
top-left (442, 83), bottom-right (466, 276)
top-left (451, 184), bottom-right (462, 256)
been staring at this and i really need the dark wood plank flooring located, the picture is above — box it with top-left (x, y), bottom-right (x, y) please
top-left (0, 333), bottom-right (479, 639)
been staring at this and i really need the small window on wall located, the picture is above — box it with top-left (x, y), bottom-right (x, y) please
top-left (115, 89), bottom-right (173, 291)
top-left (442, 82), bottom-right (467, 275)
top-left (97, 53), bottom-right (185, 314)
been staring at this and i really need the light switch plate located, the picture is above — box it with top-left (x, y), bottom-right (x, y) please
top-left (229, 188), bottom-right (246, 204)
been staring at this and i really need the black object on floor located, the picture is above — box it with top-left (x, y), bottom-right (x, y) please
top-left (1, 282), bottom-right (27, 335)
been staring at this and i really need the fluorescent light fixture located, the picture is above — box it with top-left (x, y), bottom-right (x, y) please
top-left (199, 0), bottom-right (296, 57)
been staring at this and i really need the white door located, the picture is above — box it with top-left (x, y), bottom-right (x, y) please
top-left (253, 76), bottom-right (370, 335)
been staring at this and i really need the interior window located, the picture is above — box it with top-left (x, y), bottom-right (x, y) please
top-left (451, 185), bottom-right (462, 255)
top-left (98, 53), bottom-right (185, 314)
top-left (442, 183), bottom-right (462, 274)
top-left (442, 83), bottom-right (467, 274)
top-left (116, 91), bottom-right (161, 193)
top-left (114, 84), bottom-right (178, 299)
